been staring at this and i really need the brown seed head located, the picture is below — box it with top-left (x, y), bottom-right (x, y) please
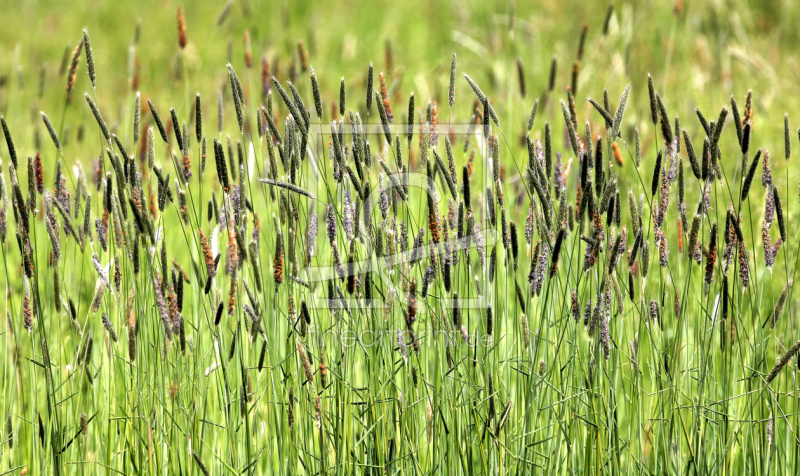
top-left (177, 7), bottom-right (188, 49)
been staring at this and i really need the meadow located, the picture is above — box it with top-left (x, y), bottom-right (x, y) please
top-left (2, 0), bottom-right (800, 474)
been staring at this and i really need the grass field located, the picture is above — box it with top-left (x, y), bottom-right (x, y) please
top-left (3, 0), bottom-right (800, 474)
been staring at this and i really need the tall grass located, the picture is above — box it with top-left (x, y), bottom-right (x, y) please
top-left (1, 2), bottom-right (800, 475)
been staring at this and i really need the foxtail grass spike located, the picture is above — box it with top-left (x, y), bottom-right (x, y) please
top-left (195, 93), bottom-right (202, 142)
top-left (683, 130), bottom-right (701, 179)
top-left (785, 113), bottom-right (791, 161)
top-left (774, 185), bottom-right (787, 242)
top-left (449, 53), bottom-right (456, 109)
top-left (85, 94), bottom-right (110, 142)
top-left (731, 95), bottom-right (743, 147)
top-left (611, 84), bottom-right (630, 139)
top-left (588, 97), bottom-right (613, 129)
top-left (1, 117), bottom-right (17, 169)
top-left (148, 100), bottom-right (169, 144)
top-left (339, 77), bottom-right (346, 116)
top-left (651, 151), bottom-right (662, 197)
top-left (406, 92), bottom-right (415, 148)
top-left (310, 67), bottom-right (322, 118)
top-left (741, 149), bottom-right (761, 201)
top-left (271, 76), bottom-right (307, 136)
top-left (766, 340), bottom-right (800, 384)
top-left (365, 63), bottom-right (374, 114)
top-left (656, 92), bottom-right (673, 144)
top-left (647, 74), bottom-right (658, 125)
top-left (560, 100), bottom-right (579, 158)
top-left (527, 99), bottom-right (539, 131)
top-left (40, 112), bottom-right (61, 152)
top-left (83, 29), bottom-right (96, 87)
top-left (177, 7), bottom-right (187, 49)
top-left (258, 179), bottom-right (316, 200)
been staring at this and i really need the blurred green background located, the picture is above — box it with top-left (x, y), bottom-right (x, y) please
top-left (2, 0), bottom-right (800, 142)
